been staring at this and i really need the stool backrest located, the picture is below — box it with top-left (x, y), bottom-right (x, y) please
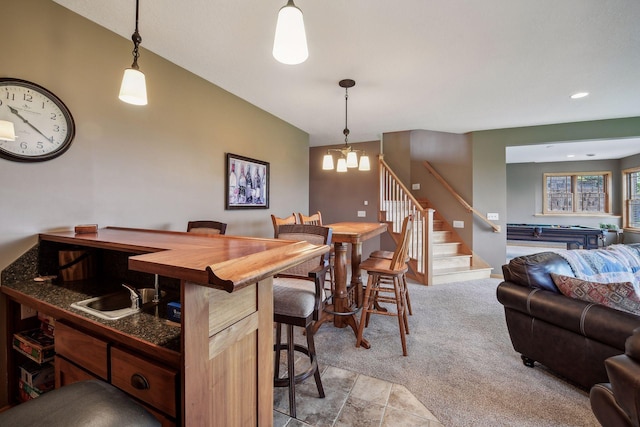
top-left (390, 216), bottom-right (413, 270)
top-left (297, 211), bottom-right (323, 226)
top-left (276, 224), bottom-right (332, 277)
top-left (187, 220), bottom-right (227, 235)
top-left (271, 213), bottom-right (297, 237)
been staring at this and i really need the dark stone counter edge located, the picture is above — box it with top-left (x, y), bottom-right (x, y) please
top-left (2, 278), bottom-right (181, 354)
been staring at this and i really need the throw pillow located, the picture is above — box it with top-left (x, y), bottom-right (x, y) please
top-left (550, 273), bottom-right (640, 316)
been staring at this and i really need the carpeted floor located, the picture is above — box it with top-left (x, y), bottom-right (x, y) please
top-left (312, 278), bottom-right (600, 427)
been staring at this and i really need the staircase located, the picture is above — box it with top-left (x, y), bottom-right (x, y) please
top-left (379, 157), bottom-right (492, 285)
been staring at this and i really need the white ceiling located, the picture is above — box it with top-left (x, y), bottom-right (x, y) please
top-left (506, 137), bottom-right (640, 164)
top-left (52, 0), bottom-right (640, 154)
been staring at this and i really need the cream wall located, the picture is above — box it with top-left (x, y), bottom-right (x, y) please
top-left (0, 0), bottom-right (310, 271)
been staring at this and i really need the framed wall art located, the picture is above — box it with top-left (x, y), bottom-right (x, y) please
top-left (226, 153), bottom-right (269, 209)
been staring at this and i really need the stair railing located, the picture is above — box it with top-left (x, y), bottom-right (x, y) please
top-left (379, 156), bottom-right (433, 284)
top-left (422, 161), bottom-right (501, 233)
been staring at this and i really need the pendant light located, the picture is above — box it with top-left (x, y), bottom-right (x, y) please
top-left (273, 0), bottom-right (309, 65)
top-left (322, 79), bottom-right (371, 172)
top-left (0, 120), bottom-right (16, 141)
top-left (119, 0), bottom-right (148, 105)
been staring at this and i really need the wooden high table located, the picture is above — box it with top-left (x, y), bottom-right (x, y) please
top-left (315, 222), bottom-right (387, 348)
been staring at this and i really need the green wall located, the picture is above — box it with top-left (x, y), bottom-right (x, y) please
top-left (472, 117), bottom-right (640, 271)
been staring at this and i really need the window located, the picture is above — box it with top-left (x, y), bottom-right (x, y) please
top-left (623, 167), bottom-right (640, 229)
top-left (543, 172), bottom-right (611, 214)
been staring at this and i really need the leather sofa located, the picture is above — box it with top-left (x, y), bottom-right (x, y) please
top-left (497, 251), bottom-right (640, 389)
top-left (590, 328), bottom-right (640, 427)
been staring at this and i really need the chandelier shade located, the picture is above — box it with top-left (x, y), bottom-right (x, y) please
top-left (119, 68), bottom-right (147, 105)
top-left (336, 158), bottom-right (348, 172)
top-left (273, 0), bottom-right (308, 65)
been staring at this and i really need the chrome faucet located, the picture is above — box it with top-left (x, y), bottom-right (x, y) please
top-left (122, 283), bottom-right (140, 309)
top-left (153, 274), bottom-right (161, 303)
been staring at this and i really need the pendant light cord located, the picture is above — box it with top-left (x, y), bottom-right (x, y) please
top-left (343, 87), bottom-right (350, 144)
top-left (131, 0), bottom-right (142, 69)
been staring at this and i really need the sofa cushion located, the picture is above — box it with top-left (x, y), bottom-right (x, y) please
top-left (551, 273), bottom-right (640, 315)
top-left (506, 252), bottom-right (574, 292)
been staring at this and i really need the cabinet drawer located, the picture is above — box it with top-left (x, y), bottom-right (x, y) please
top-left (55, 355), bottom-right (98, 388)
top-left (111, 347), bottom-right (177, 417)
top-left (54, 323), bottom-right (108, 380)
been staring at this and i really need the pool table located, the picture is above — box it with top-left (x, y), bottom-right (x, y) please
top-left (506, 224), bottom-right (605, 249)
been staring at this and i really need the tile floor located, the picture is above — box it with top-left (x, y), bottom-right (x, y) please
top-left (273, 364), bottom-right (443, 427)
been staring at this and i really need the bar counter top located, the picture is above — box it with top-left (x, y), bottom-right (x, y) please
top-left (1, 226), bottom-right (330, 366)
top-left (42, 227), bottom-right (329, 292)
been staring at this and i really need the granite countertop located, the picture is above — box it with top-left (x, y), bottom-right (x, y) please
top-left (2, 278), bottom-right (181, 354)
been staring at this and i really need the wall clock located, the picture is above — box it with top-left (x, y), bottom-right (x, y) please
top-left (0, 78), bottom-right (75, 162)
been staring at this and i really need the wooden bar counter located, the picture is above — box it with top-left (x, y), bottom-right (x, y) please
top-left (0, 227), bottom-right (329, 426)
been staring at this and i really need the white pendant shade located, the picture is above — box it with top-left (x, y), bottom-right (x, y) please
top-left (358, 155), bottom-right (371, 171)
top-left (119, 68), bottom-right (148, 105)
top-left (336, 158), bottom-right (348, 172)
top-left (0, 120), bottom-right (16, 141)
top-left (322, 154), bottom-right (334, 170)
top-left (346, 151), bottom-right (358, 168)
top-left (273, 1), bottom-right (308, 65)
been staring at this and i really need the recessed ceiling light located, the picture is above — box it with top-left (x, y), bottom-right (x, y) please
top-left (586, 153), bottom-right (596, 157)
top-left (571, 92), bottom-right (589, 99)
top-left (567, 154), bottom-right (575, 158)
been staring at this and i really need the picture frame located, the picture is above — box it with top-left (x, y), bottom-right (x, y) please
top-left (225, 153), bottom-right (269, 209)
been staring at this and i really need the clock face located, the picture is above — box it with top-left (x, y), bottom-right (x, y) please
top-left (0, 78), bottom-right (75, 162)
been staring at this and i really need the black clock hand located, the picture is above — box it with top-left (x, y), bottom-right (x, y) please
top-left (8, 105), bottom-right (53, 142)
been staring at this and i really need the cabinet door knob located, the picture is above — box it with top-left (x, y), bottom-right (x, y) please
top-left (131, 373), bottom-right (150, 390)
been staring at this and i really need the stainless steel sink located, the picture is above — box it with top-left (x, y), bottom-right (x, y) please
top-left (71, 287), bottom-right (165, 321)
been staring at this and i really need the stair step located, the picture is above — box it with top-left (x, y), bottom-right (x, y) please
top-left (432, 266), bottom-right (493, 284)
top-left (433, 242), bottom-right (462, 255)
top-left (432, 230), bottom-right (452, 243)
top-left (433, 254), bottom-right (472, 269)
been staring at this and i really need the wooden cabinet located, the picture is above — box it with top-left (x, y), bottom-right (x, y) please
top-left (111, 346), bottom-right (177, 418)
top-left (54, 322), bottom-right (177, 423)
top-left (55, 322), bottom-right (108, 381)
top-left (54, 355), bottom-right (97, 387)
top-left (2, 226), bottom-right (328, 426)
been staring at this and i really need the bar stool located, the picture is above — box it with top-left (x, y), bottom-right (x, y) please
top-left (368, 251), bottom-right (413, 315)
top-left (297, 211), bottom-right (335, 300)
top-left (187, 220), bottom-right (227, 235)
top-left (357, 216), bottom-right (413, 356)
top-left (0, 380), bottom-right (159, 427)
top-left (273, 224), bottom-right (331, 417)
top-left (270, 213), bottom-right (297, 237)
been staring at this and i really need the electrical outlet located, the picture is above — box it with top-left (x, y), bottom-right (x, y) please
top-left (487, 213), bottom-right (499, 220)
top-left (453, 220), bottom-right (464, 228)
top-left (357, 210), bottom-right (366, 217)
top-left (20, 304), bottom-right (37, 319)
top-left (364, 200), bottom-right (368, 206)
top-left (412, 183), bottom-right (420, 190)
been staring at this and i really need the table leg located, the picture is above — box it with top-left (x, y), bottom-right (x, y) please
top-left (333, 243), bottom-right (348, 328)
top-left (350, 242), bottom-right (363, 305)
top-left (313, 242), bottom-right (370, 348)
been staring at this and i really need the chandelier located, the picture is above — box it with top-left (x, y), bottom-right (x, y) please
top-left (322, 79), bottom-right (370, 172)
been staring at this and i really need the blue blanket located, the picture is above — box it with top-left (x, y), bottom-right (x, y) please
top-left (556, 244), bottom-right (640, 290)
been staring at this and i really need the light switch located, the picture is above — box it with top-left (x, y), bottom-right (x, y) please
top-left (357, 211), bottom-right (366, 217)
top-left (412, 183), bottom-right (420, 190)
top-left (453, 220), bottom-right (464, 228)
top-left (364, 200), bottom-right (368, 206)
top-left (487, 213), bottom-right (499, 220)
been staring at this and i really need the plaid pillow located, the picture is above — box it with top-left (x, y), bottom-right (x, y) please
top-left (550, 273), bottom-right (640, 315)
